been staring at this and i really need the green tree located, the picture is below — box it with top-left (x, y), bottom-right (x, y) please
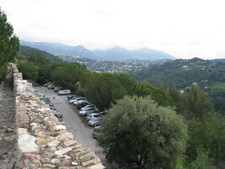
top-left (190, 147), bottom-right (215, 169)
top-left (187, 114), bottom-right (225, 167)
top-left (51, 62), bottom-right (87, 91)
top-left (0, 10), bottom-right (19, 81)
top-left (183, 85), bottom-right (214, 120)
top-left (135, 82), bottom-right (173, 106)
top-left (82, 72), bottom-right (137, 110)
top-left (17, 61), bottom-right (39, 81)
top-left (99, 96), bottom-right (188, 169)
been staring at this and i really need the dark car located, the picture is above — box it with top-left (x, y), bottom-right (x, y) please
top-left (52, 110), bottom-right (63, 118)
top-left (77, 100), bottom-right (89, 109)
top-left (67, 95), bottom-right (78, 100)
top-left (49, 103), bottom-right (56, 110)
top-left (48, 84), bottom-right (55, 89)
top-left (40, 97), bottom-right (50, 104)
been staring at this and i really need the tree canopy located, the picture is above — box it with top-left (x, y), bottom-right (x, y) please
top-left (99, 96), bottom-right (188, 169)
top-left (0, 10), bottom-right (19, 81)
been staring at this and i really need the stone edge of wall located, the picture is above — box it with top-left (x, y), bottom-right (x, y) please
top-left (11, 63), bottom-right (105, 169)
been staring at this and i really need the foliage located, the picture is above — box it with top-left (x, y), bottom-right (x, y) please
top-left (99, 96), bottom-right (188, 169)
top-left (20, 46), bottom-right (62, 62)
top-left (51, 62), bottom-right (87, 91)
top-left (129, 58), bottom-right (225, 114)
top-left (17, 61), bottom-right (39, 81)
top-left (81, 72), bottom-right (137, 110)
top-left (0, 10), bottom-right (19, 81)
top-left (190, 147), bottom-right (215, 169)
top-left (16, 45), bottom-right (225, 168)
top-left (209, 82), bottom-right (225, 115)
top-left (187, 114), bottom-right (225, 166)
top-left (135, 82), bottom-right (173, 106)
top-left (182, 85), bottom-right (214, 120)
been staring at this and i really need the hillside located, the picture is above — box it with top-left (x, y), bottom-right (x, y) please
top-left (128, 57), bottom-right (225, 114)
top-left (19, 46), bottom-right (62, 62)
top-left (129, 58), bottom-right (220, 88)
top-left (20, 40), bottom-right (175, 61)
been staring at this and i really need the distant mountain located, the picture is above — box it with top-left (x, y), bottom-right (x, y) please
top-left (92, 47), bottom-right (132, 61)
top-left (20, 40), bottom-right (176, 61)
top-left (20, 41), bottom-right (95, 58)
top-left (130, 48), bottom-right (175, 61)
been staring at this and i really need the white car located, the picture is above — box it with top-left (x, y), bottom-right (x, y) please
top-left (79, 109), bottom-right (99, 116)
top-left (81, 104), bottom-right (96, 111)
top-left (86, 113), bottom-right (101, 121)
top-left (73, 99), bottom-right (88, 106)
top-left (58, 89), bottom-right (71, 95)
top-left (70, 97), bottom-right (85, 104)
top-left (72, 98), bottom-right (86, 105)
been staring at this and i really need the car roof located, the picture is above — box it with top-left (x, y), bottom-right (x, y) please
top-left (88, 113), bottom-right (100, 116)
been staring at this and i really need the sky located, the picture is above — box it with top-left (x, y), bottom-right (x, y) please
top-left (1, 0), bottom-right (225, 59)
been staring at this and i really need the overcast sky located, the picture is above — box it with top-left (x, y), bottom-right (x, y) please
top-left (1, 0), bottom-right (225, 59)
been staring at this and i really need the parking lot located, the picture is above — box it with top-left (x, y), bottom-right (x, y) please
top-left (37, 87), bottom-right (111, 168)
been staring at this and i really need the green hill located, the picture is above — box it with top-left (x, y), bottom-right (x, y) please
top-left (19, 45), bottom-right (62, 62)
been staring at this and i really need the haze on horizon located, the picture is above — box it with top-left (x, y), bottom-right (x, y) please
top-left (1, 0), bottom-right (225, 60)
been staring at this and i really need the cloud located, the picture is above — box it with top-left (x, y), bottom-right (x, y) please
top-left (1, 0), bottom-right (225, 59)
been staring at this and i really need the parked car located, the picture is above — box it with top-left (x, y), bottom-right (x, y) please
top-left (69, 97), bottom-right (85, 104)
top-left (58, 89), bottom-right (71, 95)
top-left (86, 113), bottom-right (102, 121)
top-left (35, 92), bottom-right (44, 98)
top-left (40, 97), bottom-right (50, 104)
top-left (52, 110), bottom-right (63, 118)
top-left (81, 104), bottom-right (96, 111)
top-left (43, 82), bottom-right (52, 87)
top-left (92, 126), bottom-right (103, 139)
top-left (77, 100), bottom-right (89, 109)
top-left (72, 97), bottom-right (86, 105)
top-left (88, 117), bottom-right (102, 127)
top-left (54, 86), bottom-right (64, 92)
top-left (68, 97), bottom-right (77, 103)
top-left (49, 103), bottom-right (56, 110)
top-left (79, 109), bottom-right (99, 116)
top-left (67, 95), bottom-right (78, 100)
top-left (48, 84), bottom-right (55, 89)
top-left (33, 87), bottom-right (39, 93)
top-left (49, 103), bottom-right (54, 108)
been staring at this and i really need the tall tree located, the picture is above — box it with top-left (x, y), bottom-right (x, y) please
top-left (99, 96), bottom-right (188, 169)
top-left (183, 85), bottom-right (214, 120)
top-left (0, 9), bottom-right (19, 80)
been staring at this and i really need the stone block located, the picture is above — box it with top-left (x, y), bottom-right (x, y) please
top-left (18, 128), bottom-right (39, 153)
top-left (55, 147), bottom-right (72, 156)
top-left (36, 138), bottom-right (54, 146)
top-left (63, 140), bottom-right (77, 147)
top-left (56, 132), bottom-right (73, 142)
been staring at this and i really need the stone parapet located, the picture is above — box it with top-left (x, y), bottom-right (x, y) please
top-left (11, 64), bottom-right (105, 169)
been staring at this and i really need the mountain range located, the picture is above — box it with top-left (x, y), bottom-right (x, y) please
top-left (20, 40), bottom-right (176, 61)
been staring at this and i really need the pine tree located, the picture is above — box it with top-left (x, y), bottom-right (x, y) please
top-left (0, 9), bottom-right (19, 80)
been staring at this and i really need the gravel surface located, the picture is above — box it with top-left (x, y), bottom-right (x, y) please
top-left (0, 66), bottom-right (17, 169)
top-left (38, 87), bottom-right (112, 168)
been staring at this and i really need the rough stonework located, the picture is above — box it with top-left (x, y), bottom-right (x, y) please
top-left (0, 64), bottom-right (17, 169)
top-left (9, 63), bottom-right (105, 169)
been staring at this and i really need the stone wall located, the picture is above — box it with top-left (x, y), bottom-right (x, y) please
top-left (12, 64), bottom-right (105, 169)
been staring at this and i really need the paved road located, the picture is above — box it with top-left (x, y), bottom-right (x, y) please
top-left (38, 87), bottom-right (111, 168)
